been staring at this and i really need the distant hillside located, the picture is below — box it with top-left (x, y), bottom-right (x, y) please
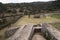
top-left (5, 2), bottom-right (52, 9)
top-left (4, 1), bottom-right (60, 13)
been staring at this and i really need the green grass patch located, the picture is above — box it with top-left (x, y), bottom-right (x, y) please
top-left (51, 14), bottom-right (60, 19)
top-left (15, 15), bottom-right (58, 25)
top-left (50, 14), bottom-right (60, 30)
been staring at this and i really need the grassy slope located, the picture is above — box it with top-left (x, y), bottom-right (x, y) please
top-left (51, 14), bottom-right (60, 19)
top-left (14, 15), bottom-right (58, 25)
top-left (50, 14), bottom-right (60, 30)
top-left (51, 23), bottom-right (60, 30)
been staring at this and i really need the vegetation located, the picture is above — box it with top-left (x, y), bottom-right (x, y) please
top-left (4, 1), bottom-right (58, 14)
top-left (52, 0), bottom-right (60, 10)
top-left (0, 1), bottom-right (60, 15)
top-left (0, 2), bottom-right (7, 13)
top-left (51, 14), bottom-right (60, 19)
top-left (14, 15), bottom-right (59, 25)
top-left (0, 0), bottom-right (60, 14)
top-left (51, 23), bottom-right (60, 30)
top-left (50, 14), bottom-right (60, 30)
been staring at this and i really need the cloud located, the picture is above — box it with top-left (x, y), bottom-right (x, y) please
top-left (0, 0), bottom-right (55, 3)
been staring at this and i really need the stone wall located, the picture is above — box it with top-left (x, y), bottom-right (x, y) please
top-left (7, 24), bottom-right (34, 40)
top-left (0, 15), bottom-right (23, 29)
top-left (41, 23), bottom-right (60, 40)
top-left (5, 27), bottom-right (19, 38)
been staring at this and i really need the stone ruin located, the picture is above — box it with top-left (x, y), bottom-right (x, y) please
top-left (5, 27), bottom-right (19, 38)
top-left (5, 23), bottom-right (60, 40)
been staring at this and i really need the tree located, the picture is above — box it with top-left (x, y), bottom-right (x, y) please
top-left (19, 9), bottom-right (23, 12)
top-left (6, 10), bottom-right (12, 13)
top-left (0, 2), bottom-right (7, 13)
top-left (51, 0), bottom-right (60, 10)
top-left (12, 9), bottom-right (17, 14)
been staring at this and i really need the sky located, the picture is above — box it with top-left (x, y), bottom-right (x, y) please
top-left (0, 0), bottom-right (55, 3)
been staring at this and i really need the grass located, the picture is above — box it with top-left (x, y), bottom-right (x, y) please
top-left (51, 23), bottom-right (60, 30)
top-left (50, 14), bottom-right (60, 30)
top-left (14, 15), bottom-right (59, 25)
top-left (51, 14), bottom-right (60, 19)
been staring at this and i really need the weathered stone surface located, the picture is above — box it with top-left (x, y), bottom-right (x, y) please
top-left (5, 27), bottom-right (19, 38)
top-left (6, 23), bottom-right (60, 40)
top-left (7, 24), bottom-right (33, 40)
top-left (41, 23), bottom-right (60, 40)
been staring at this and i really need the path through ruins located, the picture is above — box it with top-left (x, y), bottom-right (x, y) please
top-left (32, 33), bottom-right (46, 40)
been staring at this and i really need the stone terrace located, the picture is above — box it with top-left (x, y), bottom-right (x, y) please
top-left (7, 24), bottom-right (33, 40)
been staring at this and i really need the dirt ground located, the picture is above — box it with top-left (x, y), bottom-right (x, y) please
top-left (32, 33), bottom-right (46, 40)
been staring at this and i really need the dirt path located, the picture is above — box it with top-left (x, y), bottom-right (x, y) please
top-left (32, 33), bottom-right (46, 40)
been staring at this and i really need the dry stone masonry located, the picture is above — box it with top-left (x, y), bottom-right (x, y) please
top-left (6, 23), bottom-right (60, 40)
top-left (41, 23), bottom-right (60, 40)
top-left (7, 24), bottom-right (33, 40)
